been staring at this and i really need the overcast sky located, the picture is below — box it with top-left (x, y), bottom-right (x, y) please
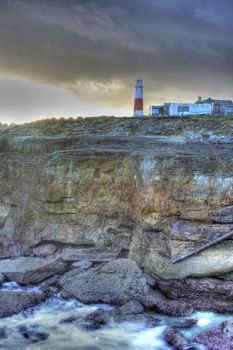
top-left (0, 0), bottom-right (232, 123)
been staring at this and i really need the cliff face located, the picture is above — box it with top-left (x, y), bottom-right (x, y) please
top-left (1, 116), bottom-right (233, 282)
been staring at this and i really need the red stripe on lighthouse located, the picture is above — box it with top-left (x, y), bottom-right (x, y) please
top-left (134, 98), bottom-right (143, 111)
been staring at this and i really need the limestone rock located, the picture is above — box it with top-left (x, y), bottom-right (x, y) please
top-left (0, 257), bottom-right (66, 285)
top-left (57, 247), bottom-right (119, 262)
top-left (182, 206), bottom-right (233, 224)
top-left (196, 319), bottom-right (233, 350)
top-left (118, 300), bottom-right (144, 315)
top-left (61, 259), bottom-right (165, 307)
top-left (164, 327), bottom-right (199, 350)
top-left (157, 278), bottom-right (233, 313)
top-left (0, 290), bottom-right (51, 318)
top-left (155, 300), bottom-right (193, 317)
top-left (60, 308), bottom-right (111, 330)
top-left (130, 231), bottom-right (233, 279)
top-left (71, 260), bottom-right (93, 269)
top-left (33, 243), bottom-right (57, 257)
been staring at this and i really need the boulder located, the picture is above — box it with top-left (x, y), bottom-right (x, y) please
top-left (117, 300), bottom-right (144, 315)
top-left (165, 318), bottom-right (198, 328)
top-left (0, 290), bottom-right (51, 318)
top-left (155, 300), bottom-right (193, 317)
top-left (0, 256), bottom-right (66, 285)
top-left (32, 243), bottom-right (57, 257)
top-left (60, 308), bottom-right (110, 330)
top-left (61, 259), bottom-right (165, 307)
top-left (196, 318), bottom-right (233, 350)
top-left (18, 324), bottom-right (49, 343)
top-left (130, 230), bottom-right (233, 279)
top-left (157, 278), bottom-right (233, 313)
top-left (56, 247), bottom-right (119, 262)
top-left (165, 219), bottom-right (233, 260)
top-left (164, 327), bottom-right (199, 350)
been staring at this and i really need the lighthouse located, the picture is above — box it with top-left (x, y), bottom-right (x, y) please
top-left (134, 78), bottom-right (144, 117)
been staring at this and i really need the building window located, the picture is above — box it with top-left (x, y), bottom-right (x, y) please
top-left (178, 106), bottom-right (189, 112)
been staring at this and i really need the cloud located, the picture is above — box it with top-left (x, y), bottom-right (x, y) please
top-left (0, 0), bottom-right (232, 121)
top-left (0, 76), bottom-right (129, 123)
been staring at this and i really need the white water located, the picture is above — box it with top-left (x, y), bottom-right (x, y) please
top-left (0, 282), bottom-right (232, 350)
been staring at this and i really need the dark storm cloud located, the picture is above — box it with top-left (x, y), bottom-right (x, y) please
top-left (0, 0), bottom-right (232, 109)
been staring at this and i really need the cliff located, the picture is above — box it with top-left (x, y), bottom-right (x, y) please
top-left (1, 116), bottom-right (233, 314)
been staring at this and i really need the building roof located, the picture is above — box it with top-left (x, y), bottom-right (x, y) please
top-left (198, 98), bottom-right (233, 105)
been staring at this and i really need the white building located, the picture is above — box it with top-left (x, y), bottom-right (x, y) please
top-left (164, 102), bottom-right (212, 117)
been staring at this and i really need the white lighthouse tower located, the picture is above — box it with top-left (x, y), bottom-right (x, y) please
top-left (134, 78), bottom-right (144, 117)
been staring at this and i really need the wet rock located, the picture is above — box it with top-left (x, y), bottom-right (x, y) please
top-left (165, 318), bottom-right (198, 328)
top-left (196, 318), bottom-right (233, 350)
top-left (61, 259), bottom-right (165, 307)
top-left (0, 256), bottom-right (67, 284)
top-left (157, 278), bottom-right (233, 313)
top-left (56, 247), bottom-right (120, 262)
top-left (18, 324), bottom-right (49, 343)
top-left (113, 313), bottom-right (160, 324)
top-left (164, 327), bottom-right (199, 350)
top-left (82, 309), bottom-right (110, 330)
top-left (118, 300), bottom-right (144, 315)
top-left (60, 308), bottom-right (110, 330)
top-left (0, 273), bottom-right (5, 283)
top-left (0, 327), bottom-right (10, 339)
top-left (33, 243), bottom-right (57, 257)
top-left (0, 290), bottom-right (51, 318)
top-left (156, 300), bottom-right (193, 317)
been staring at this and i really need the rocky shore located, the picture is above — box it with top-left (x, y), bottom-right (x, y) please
top-left (1, 116), bottom-right (233, 348)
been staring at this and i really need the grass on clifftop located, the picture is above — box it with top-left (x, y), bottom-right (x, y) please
top-left (2, 115), bottom-right (233, 137)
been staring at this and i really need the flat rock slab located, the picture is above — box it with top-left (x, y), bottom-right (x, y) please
top-left (0, 256), bottom-right (66, 284)
top-left (56, 247), bottom-right (120, 262)
top-left (61, 259), bottom-right (165, 307)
